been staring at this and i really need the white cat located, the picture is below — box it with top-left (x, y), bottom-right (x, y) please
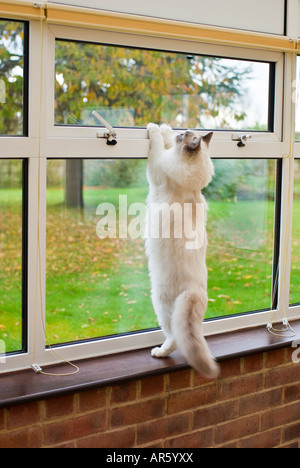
top-left (145, 123), bottom-right (219, 379)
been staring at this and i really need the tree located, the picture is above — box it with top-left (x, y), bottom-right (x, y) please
top-left (0, 20), bottom-right (25, 135)
top-left (54, 41), bottom-right (251, 204)
top-left (65, 159), bottom-right (84, 208)
top-left (55, 42), bottom-right (250, 130)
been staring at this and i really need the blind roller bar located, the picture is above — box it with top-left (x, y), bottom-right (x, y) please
top-left (0, 0), bottom-right (45, 20)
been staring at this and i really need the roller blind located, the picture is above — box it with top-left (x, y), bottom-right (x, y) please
top-left (48, 0), bottom-right (285, 35)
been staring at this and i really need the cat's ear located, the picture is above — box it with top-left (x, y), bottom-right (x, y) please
top-left (203, 132), bottom-right (213, 146)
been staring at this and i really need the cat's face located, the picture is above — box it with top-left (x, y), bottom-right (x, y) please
top-left (174, 130), bottom-right (214, 189)
top-left (175, 130), bottom-right (213, 155)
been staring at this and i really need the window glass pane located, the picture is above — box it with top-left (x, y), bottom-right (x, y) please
top-left (46, 159), bottom-right (156, 345)
top-left (0, 20), bottom-right (27, 136)
top-left (46, 158), bottom-right (276, 345)
top-left (290, 159), bottom-right (300, 304)
top-left (0, 160), bottom-right (24, 353)
top-left (55, 40), bottom-right (271, 131)
top-left (204, 159), bottom-right (276, 318)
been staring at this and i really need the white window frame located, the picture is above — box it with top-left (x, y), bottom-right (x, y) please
top-left (44, 25), bottom-right (284, 153)
top-left (0, 14), bottom-right (299, 374)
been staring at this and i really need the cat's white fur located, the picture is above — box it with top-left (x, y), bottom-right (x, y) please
top-left (145, 123), bottom-right (219, 379)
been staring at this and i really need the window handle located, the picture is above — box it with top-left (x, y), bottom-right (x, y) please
top-left (92, 111), bottom-right (118, 145)
top-left (231, 134), bottom-right (252, 147)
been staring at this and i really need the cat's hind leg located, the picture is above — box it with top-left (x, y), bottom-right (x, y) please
top-left (151, 294), bottom-right (176, 358)
top-left (152, 338), bottom-right (176, 358)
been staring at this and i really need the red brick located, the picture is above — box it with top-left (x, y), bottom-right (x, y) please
top-left (45, 394), bottom-right (74, 419)
top-left (78, 388), bottom-right (107, 412)
top-left (243, 353), bottom-right (264, 374)
top-left (0, 409), bottom-right (5, 431)
top-left (139, 440), bottom-right (164, 448)
top-left (265, 364), bottom-right (300, 388)
top-left (136, 413), bottom-right (190, 446)
top-left (44, 411), bottom-right (106, 445)
top-left (140, 375), bottom-right (165, 399)
top-left (281, 441), bottom-right (299, 448)
top-left (7, 401), bottom-right (41, 429)
top-left (261, 401), bottom-right (300, 431)
top-left (284, 382), bottom-right (300, 403)
top-left (110, 381), bottom-right (137, 405)
top-left (168, 370), bottom-right (191, 391)
top-left (239, 388), bottom-right (282, 416)
top-left (167, 384), bottom-right (217, 414)
top-left (55, 441), bottom-right (77, 448)
top-left (265, 348), bottom-right (287, 368)
top-left (215, 415), bottom-right (260, 445)
top-left (217, 441), bottom-right (238, 448)
top-left (110, 397), bottom-right (164, 428)
top-left (218, 374), bottom-right (263, 401)
top-left (166, 428), bottom-right (214, 449)
top-left (239, 429), bottom-right (281, 448)
top-left (193, 400), bottom-right (239, 429)
top-left (0, 426), bottom-right (42, 448)
top-left (283, 422), bottom-right (300, 443)
top-left (77, 427), bottom-right (135, 448)
top-left (219, 359), bottom-right (241, 379)
top-left (193, 371), bottom-right (213, 388)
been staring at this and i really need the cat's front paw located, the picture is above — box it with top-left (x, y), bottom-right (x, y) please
top-left (160, 124), bottom-right (173, 149)
top-left (147, 123), bottom-right (160, 137)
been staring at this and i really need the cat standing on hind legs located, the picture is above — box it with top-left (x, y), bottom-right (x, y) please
top-left (145, 123), bottom-right (219, 380)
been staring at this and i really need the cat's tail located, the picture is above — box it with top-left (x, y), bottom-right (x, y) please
top-left (172, 290), bottom-right (220, 379)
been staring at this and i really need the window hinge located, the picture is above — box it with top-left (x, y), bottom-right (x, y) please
top-left (33, 2), bottom-right (45, 9)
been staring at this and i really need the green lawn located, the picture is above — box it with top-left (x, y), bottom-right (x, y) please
top-left (0, 189), bottom-right (23, 352)
top-left (45, 186), bottom-right (278, 345)
top-left (46, 186), bottom-right (155, 345)
top-left (291, 188), bottom-right (300, 304)
top-left (0, 184), bottom-right (299, 352)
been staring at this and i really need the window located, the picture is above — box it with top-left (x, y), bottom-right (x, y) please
top-left (0, 8), bottom-right (298, 373)
top-left (205, 159), bottom-right (276, 318)
top-left (0, 19), bottom-right (28, 136)
top-left (0, 159), bottom-right (26, 353)
top-left (290, 159), bottom-right (300, 305)
top-left (55, 40), bottom-right (272, 132)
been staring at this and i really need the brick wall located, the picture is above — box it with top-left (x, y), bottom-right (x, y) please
top-left (1, 347), bottom-right (300, 448)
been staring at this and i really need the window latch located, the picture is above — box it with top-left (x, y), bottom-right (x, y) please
top-left (231, 134), bottom-right (252, 147)
top-left (92, 111), bottom-right (118, 146)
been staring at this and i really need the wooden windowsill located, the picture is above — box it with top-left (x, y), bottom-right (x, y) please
top-left (0, 320), bottom-right (299, 409)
